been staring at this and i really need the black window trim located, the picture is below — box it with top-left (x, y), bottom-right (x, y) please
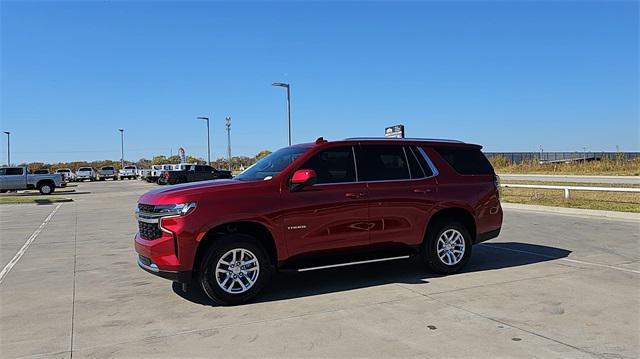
top-left (310, 144), bottom-right (439, 186)
top-left (293, 143), bottom-right (441, 188)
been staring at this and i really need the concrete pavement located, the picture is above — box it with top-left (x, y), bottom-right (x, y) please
top-left (1, 180), bottom-right (638, 358)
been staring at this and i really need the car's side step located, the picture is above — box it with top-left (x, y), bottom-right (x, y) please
top-left (296, 255), bottom-right (411, 272)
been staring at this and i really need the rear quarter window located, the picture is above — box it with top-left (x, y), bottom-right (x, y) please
top-left (433, 146), bottom-right (494, 175)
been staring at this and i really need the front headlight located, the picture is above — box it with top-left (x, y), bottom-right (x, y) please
top-left (154, 202), bottom-right (197, 216)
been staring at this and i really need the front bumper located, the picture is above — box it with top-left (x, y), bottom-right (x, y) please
top-left (137, 255), bottom-right (192, 283)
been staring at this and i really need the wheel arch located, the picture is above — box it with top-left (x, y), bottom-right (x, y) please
top-left (36, 179), bottom-right (55, 189)
top-left (192, 221), bottom-right (278, 276)
top-left (424, 207), bottom-right (477, 244)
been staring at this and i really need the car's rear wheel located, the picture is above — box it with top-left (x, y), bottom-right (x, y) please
top-left (199, 234), bottom-right (272, 305)
top-left (38, 182), bottom-right (55, 195)
top-left (422, 221), bottom-right (472, 274)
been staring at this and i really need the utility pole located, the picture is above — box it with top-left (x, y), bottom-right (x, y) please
top-left (225, 117), bottom-right (232, 171)
top-left (118, 129), bottom-right (124, 169)
top-left (3, 131), bottom-right (9, 166)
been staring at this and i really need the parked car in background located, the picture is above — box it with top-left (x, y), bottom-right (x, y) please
top-left (98, 166), bottom-right (118, 181)
top-left (147, 164), bottom-right (171, 183)
top-left (134, 137), bottom-right (503, 305)
top-left (119, 165), bottom-right (138, 180)
top-left (149, 164), bottom-right (176, 184)
top-left (160, 164), bottom-right (233, 185)
top-left (55, 168), bottom-right (75, 182)
top-left (0, 167), bottom-right (65, 194)
top-left (33, 169), bottom-right (50, 174)
top-left (138, 168), bottom-right (151, 180)
top-left (76, 167), bottom-right (96, 181)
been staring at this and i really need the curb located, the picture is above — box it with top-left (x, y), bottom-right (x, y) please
top-left (501, 202), bottom-right (640, 221)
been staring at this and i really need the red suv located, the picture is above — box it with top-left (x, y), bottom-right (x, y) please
top-left (135, 138), bottom-right (502, 305)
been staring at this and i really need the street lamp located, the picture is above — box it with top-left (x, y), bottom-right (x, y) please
top-left (3, 131), bottom-right (9, 166)
top-left (118, 129), bottom-right (124, 169)
top-left (272, 82), bottom-right (291, 146)
top-left (225, 117), bottom-right (231, 171)
top-left (197, 116), bottom-right (211, 165)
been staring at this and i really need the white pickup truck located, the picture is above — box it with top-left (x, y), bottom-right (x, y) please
top-left (0, 167), bottom-right (65, 194)
top-left (119, 165), bottom-right (138, 180)
top-left (97, 166), bottom-right (118, 181)
top-left (76, 167), bottom-right (96, 181)
top-left (55, 168), bottom-right (76, 182)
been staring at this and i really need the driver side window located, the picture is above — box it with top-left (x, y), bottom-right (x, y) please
top-left (301, 146), bottom-right (356, 184)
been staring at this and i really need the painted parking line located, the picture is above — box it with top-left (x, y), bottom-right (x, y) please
top-left (481, 243), bottom-right (640, 275)
top-left (0, 203), bottom-right (63, 285)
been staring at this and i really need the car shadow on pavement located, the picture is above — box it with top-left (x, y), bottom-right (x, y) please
top-left (173, 242), bottom-right (571, 306)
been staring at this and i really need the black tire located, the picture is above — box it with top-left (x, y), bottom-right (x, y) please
top-left (422, 221), bottom-right (472, 274)
top-left (199, 234), bottom-right (273, 306)
top-left (37, 181), bottom-right (55, 195)
top-left (0, 190), bottom-right (7, 193)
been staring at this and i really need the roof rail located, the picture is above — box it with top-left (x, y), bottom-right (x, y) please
top-left (344, 137), bottom-right (465, 144)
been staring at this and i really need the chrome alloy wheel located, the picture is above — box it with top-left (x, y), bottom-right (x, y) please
top-left (215, 248), bottom-right (260, 294)
top-left (436, 229), bottom-right (466, 266)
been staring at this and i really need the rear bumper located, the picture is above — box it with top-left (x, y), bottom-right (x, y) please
top-left (475, 228), bottom-right (501, 244)
top-left (137, 255), bottom-right (192, 283)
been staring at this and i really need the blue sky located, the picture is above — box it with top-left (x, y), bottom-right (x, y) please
top-left (1, 1), bottom-right (638, 164)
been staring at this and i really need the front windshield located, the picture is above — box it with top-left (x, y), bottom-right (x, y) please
top-left (235, 146), bottom-right (309, 181)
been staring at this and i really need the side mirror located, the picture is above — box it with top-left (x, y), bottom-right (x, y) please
top-left (290, 169), bottom-right (317, 192)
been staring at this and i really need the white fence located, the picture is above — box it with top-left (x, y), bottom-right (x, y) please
top-left (500, 184), bottom-right (640, 200)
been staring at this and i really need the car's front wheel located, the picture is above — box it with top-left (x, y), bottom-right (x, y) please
top-left (422, 221), bottom-right (472, 274)
top-left (199, 234), bottom-right (272, 305)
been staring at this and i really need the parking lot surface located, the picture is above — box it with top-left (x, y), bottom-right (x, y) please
top-left (1, 180), bottom-right (638, 358)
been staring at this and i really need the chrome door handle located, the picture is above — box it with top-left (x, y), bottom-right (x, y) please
top-left (413, 188), bottom-right (432, 194)
top-left (345, 192), bottom-right (366, 199)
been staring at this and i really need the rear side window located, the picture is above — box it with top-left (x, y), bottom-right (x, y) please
top-left (358, 145), bottom-right (410, 181)
top-left (433, 146), bottom-right (494, 175)
top-left (301, 146), bottom-right (356, 184)
top-left (195, 165), bottom-right (212, 172)
top-left (5, 168), bottom-right (24, 175)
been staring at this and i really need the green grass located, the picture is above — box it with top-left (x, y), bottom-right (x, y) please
top-left (491, 157), bottom-right (640, 176)
top-left (0, 196), bottom-right (73, 204)
top-left (500, 185), bottom-right (640, 213)
top-left (501, 180), bottom-right (640, 188)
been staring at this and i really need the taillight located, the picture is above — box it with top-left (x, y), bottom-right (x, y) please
top-left (494, 174), bottom-right (501, 198)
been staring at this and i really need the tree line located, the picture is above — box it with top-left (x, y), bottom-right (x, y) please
top-left (18, 150), bottom-right (273, 172)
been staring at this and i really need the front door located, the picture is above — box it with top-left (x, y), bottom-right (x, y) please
top-left (282, 145), bottom-right (370, 258)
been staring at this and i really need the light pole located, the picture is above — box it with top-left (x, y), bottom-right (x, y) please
top-left (197, 116), bottom-right (211, 165)
top-left (3, 131), bottom-right (9, 166)
top-left (272, 82), bottom-right (291, 146)
top-left (118, 129), bottom-right (124, 169)
top-left (225, 117), bottom-right (232, 171)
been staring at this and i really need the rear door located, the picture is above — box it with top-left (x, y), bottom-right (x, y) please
top-left (282, 145), bottom-right (370, 258)
top-left (358, 145), bottom-right (438, 248)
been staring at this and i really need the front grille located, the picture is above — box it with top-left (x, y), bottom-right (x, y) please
top-left (138, 221), bottom-right (162, 240)
top-left (138, 203), bottom-right (155, 213)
